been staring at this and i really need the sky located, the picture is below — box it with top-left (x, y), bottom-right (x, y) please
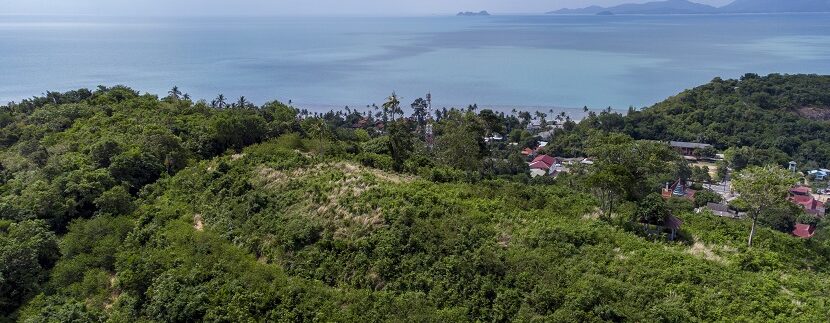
top-left (1, 0), bottom-right (735, 16)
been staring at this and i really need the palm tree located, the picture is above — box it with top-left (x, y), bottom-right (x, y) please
top-left (382, 92), bottom-right (401, 122)
top-left (237, 96), bottom-right (248, 109)
top-left (168, 86), bottom-right (182, 100)
top-left (183, 93), bottom-right (191, 101)
top-left (214, 94), bottom-right (227, 109)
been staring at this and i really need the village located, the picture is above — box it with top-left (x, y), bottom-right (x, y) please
top-left (509, 119), bottom-right (828, 240)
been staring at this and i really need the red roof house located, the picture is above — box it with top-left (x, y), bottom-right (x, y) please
top-left (532, 155), bottom-right (557, 168)
top-left (521, 148), bottom-right (534, 156)
top-left (788, 187), bottom-right (825, 217)
top-left (529, 161), bottom-right (551, 170)
top-left (792, 223), bottom-right (816, 239)
top-left (790, 186), bottom-right (812, 196)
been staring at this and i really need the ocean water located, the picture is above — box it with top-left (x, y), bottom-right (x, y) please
top-left (1, 14), bottom-right (829, 113)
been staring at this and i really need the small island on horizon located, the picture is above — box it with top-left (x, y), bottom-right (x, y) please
top-left (457, 10), bottom-right (491, 16)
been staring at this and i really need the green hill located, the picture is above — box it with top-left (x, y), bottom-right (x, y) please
top-left (1, 82), bottom-right (829, 321)
top-left (623, 74), bottom-right (830, 168)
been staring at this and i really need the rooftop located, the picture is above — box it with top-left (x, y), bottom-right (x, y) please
top-left (669, 141), bottom-right (713, 149)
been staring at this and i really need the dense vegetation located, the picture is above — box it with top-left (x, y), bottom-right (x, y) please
top-left (2, 75), bottom-right (830, 322)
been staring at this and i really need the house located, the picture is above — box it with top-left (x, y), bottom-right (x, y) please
top-left (789, 186), bottom-right (825, 217)
top-left (662, 179), bottom-right (697, 201)
top-left (537, 130), bottom-right (555, 140)
top-left (808, 169), bottom-right (830, 181)
top-left (528, 154), bottom-right (560, 178)
top-left (791, 195), bottom-right (825, 217)
top-left (669, 141), bottom-right (712, 157)
top-left (351, 117), bottom-right (370, 129)
top-left (521, 148), bottom-right (535, 156)
top-left (526, 119), bottom-right (543, 131)
top-left (640, 215), bottom-right (683, 241)
top-left (700, 202), bottom-right (740, 218)
top-left (484, 133), bottom-right (504, 143)
top-left (792, 223), bottom-right (816, 239)
top-left (538, 141), bottom-right (549, 148)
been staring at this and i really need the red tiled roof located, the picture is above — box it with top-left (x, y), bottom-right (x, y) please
top-left (790, 186), bottom-right (812, 195)
top-left (529, 161), bottom-right (551, 170)
top-left (790, 195), bottom-right (824, 210)
top-left (521, 148), bottom-right (534, 156)
top-left (532, 155), bottom-right (556, 167)
top-left (792, 223), bottom-right (816, 238)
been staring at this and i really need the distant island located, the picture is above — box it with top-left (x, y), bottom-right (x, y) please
top-left (457, 10), bottom-right (491, 16)
top-left (549, 0), bottom-right (830, 15)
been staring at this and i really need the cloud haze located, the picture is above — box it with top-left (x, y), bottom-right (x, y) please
top-left (2, 0), bottom-right (735, 16)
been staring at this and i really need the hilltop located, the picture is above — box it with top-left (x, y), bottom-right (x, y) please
top-left (622, 74), bottom-right (830, 167)
top-left (550, 0), bottom-right (830, 15)
top-left (550, 0), bottom-right (717, 15)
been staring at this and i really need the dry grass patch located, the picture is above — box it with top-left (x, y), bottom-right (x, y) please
top-left (687, 240), bottom-right (728, 264)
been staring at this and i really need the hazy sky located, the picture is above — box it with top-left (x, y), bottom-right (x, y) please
top-left (2, 0), bottom-right (735, 16)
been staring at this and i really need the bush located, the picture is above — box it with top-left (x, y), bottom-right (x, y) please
top-left (693, 189), bottom-right (723, 208)
top-left (356, 153), bottom-right (394, 171)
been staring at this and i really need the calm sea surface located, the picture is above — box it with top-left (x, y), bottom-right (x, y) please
top-left (1, 14), bottom-right (829, 113)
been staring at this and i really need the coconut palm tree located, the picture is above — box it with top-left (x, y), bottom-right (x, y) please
top-left (213, 94), bottom-right (227, 109)
top-left (237, 96), bottom-right (248, 109)
top-left (382, 92), bottom-right (401, 121)
top-left (168, 86), bottom-right (182, 100)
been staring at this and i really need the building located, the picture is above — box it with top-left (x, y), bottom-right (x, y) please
top-left (639, 215), bottom-right (683, 241)
top-left (662, 179), bottom-right (697, 201)
top-left (700, 203), bottom-right (739, 218)
top-left (526, 119), bottom-right (543, 131)
top-left (528, 155), bottom-right (560, 178)
top-left (789, 186), bottom-right (825, 217)
top-left (792, 223), bottom-right (816, 239)
top-left (484, 133), bottom-right (504, 143)
top-left (669, 141), bottom-right (713, 156)
top-left (808, 169), bottom-right (829, 181)
top-left (537, 130), bottom-right (556, 140)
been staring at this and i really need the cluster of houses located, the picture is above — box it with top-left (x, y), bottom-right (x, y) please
top-left (525, 153), bottom-right (593, 178)
top-left (697, 185), bottom-right (825, 239)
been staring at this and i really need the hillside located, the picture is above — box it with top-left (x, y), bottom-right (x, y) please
top-left (550, 0), bottom-right (830, 15)
top-left (1, 81), bottom-right (830, 321)
top-left (721, 0), bottom-right (830, 13)
top-left (623, 74), bottom-right (830, 168)
top-left (550, 0), bottom-right (718, 15)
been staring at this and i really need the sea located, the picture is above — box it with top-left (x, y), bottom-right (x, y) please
top-left (1, 13), bottom-right (829, 116)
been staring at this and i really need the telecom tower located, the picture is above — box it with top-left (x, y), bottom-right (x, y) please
top-left (425, 92), bottom-right (434, 150)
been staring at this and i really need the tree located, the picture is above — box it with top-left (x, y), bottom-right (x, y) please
top-left (387, 120), bottom-right (414, 171)
top-left (302, 117), bottom-right (329, 157)
top-left (411, 98), bottom-right (429, 135)
top-left (167, 86), bottom-right (182, 101)
top-left (635, 193), bottom-right (669, 225)
top-left (236, 96), bottom-right (250, 109)
top-left (435, 111), bottom-right (485, 172)
top-left (382, 92), bottom-right (402, 122)
top-left (693, 189), bottom-right (723, 208)
top-left (0, 220), bottom-right (59, 315)
top-left (213, 94), bottom-right (227, 109)
top-left (732, 166), bottom-right (797, 247)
